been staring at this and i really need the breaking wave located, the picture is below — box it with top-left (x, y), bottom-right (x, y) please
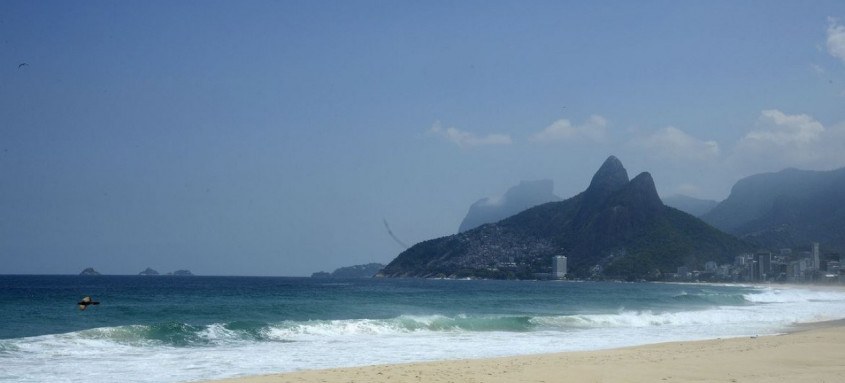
top-left (4, 285), bottom-right (845, 383)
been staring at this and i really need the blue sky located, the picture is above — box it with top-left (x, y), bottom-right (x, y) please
top-left (2, 1), bottom-right (845, 275)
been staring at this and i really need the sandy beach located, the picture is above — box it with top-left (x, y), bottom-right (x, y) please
top-left (203, 320), bottom-right (845, 383)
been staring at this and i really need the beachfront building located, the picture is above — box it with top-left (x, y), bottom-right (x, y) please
top-left (746, 261), bottom-right (757, 281)
top-left (663, 244), bottom-right (842, 284)
top-left (756, 252), bottom-right (772, 281)
top-left (553, 255), bottom-right (567, 279)
top-left (829, 261), bottom-right (841, 274)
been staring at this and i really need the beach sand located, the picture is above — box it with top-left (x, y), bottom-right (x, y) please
top-left (203, 321), bottom-right (845, 383)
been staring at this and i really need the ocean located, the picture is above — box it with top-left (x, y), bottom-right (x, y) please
top-left (2, 276), bottom-right (845, 383)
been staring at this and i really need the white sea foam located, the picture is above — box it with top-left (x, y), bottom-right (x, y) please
top-left (743, 286), bottom-right (845, 303)
top-left (3, 286), bottom-right (845, 383)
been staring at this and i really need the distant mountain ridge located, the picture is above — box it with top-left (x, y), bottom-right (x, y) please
top-left (701, 167), bottom-right (845, 252)
top-left (312, 263), bottom-right (385, 278)
top-left (380, 156), bottom-right (751, 280)
top-left (458, 180), bottom-right (561, 232)
top-left (661, 195), bottom-right (718, 217)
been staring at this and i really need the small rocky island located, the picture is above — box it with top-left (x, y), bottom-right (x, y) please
top-left (167, 269), bottom-right (194, 276)
top-left (138, 268), bottom-right (160, 276)
top-left (79, 267), bottom-right (101, 276)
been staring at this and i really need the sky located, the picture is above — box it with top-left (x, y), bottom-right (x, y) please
top-left (2, 1), bottom-right (845, 276)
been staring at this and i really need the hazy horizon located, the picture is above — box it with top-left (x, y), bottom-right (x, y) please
top-left (3, 1), bottom-right (845, 276)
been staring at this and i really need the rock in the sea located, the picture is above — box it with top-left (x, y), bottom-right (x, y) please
top-left (79, 267), bottom-right (101, 276)
top-left (138, 267), bottom-right (160, 276)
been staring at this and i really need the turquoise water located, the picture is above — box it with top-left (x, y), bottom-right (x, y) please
top-left (2, 276), bottom-right (845, 382)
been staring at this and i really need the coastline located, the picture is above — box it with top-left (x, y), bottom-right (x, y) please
top-left (201, 319), bottom-right (845, 383)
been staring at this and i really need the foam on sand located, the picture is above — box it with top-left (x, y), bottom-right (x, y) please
top-left (203, 320), bottom-right (845, 383)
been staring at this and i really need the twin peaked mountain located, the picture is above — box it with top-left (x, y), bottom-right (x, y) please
top-left (380, 156), bottom-right (751, 280)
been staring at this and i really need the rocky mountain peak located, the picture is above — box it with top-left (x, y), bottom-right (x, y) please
top-left (625, 172), bottom-right (663, 209)
top-left (585, 156), bottom-right (629, 200)
top-left (381, 155), bottom-right (750, 280)
top-left (577, 156), bottom-right (631, 219)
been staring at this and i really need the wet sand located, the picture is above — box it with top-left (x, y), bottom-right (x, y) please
top-left (201, 320), bottom-right (845, 383)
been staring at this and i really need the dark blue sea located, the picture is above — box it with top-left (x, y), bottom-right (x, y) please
top-left (2, 276), bottom-right (845, 383)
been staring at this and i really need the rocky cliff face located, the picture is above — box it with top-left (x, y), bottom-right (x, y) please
top-left (380, 156), bottom-right (751, 280)
top-left (458, 180), bottom-right (560, 233)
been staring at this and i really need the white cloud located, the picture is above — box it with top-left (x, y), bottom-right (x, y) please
top-left (827, 18), bottom-right (845, 63)
top-left (480, 195), bottom-right (504, 207)
top-left (731, 109), bottom-right (829, 170)
top-left (629, 126), bottom-right (720, 162)
top-left (743, 109), bottom-right (824, 146)
top-left (428, 121), bottom-right (512, 148)
top-left (529, 115), bottom-right (608, 143)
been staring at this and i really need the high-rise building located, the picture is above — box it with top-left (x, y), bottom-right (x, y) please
top-left (756, 252), bottom-right (772, 281)
top-left (553, 255), bottom-right (567, 279)
top-left (812, 242), bottom-right (820, 270)
top-left (747, 260), bottom-right (757, 281)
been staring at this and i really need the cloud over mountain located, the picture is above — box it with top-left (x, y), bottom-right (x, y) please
top-left (827, 18), bottom-right (845, 64)
top-left (731, 109), bottom-right (829, 170)
top-left (745, 109), bottom-right (824, 146)
top-left (428, 121), bottom-right (512, 148)
top-left (629, 126), bottom-right (720, 162)
top-left (530, 115), bottom-right (608, 143)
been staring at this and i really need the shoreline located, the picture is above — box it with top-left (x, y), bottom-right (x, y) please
top-left (201, 319), bottom-right (845, 383)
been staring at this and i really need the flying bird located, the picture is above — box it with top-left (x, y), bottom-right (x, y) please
top-left (17, 62), bottom-right (28, 69)
top-left (77, 296), bottom-right (100, 310)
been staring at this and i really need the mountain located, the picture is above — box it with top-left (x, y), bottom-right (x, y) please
top-left (458, 180), bottom-right (561, 232)
top-left (661, 195), bottom-right (718, 217)
top-left (380, 156), bottom-right (751, 280)
top-left (701, 167), bottom-right (845, 252)
top-left (312, 263), bottom-right (385, 278)
top-left (167, 269), bottom-right (193, 276)
top-left (138, 268), bottom-right (159, 276)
